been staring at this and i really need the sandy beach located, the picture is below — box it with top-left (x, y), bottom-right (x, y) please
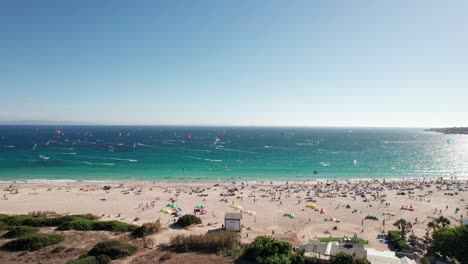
top-left (1, 179), bottom-right (466, 251)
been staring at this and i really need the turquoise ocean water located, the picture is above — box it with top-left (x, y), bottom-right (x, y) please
top-left (0, 126), bottom-right (467, 182)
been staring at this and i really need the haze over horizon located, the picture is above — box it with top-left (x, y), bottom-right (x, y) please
top-left (1, 1), bottom-right (467, 127)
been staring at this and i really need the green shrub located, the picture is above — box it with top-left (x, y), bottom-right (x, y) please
top-left (218, 244), bottom-right (246, 257)
top-left (95, 254), bottom-right (112, 264)
top-left (66, 256), bottom-right (99, 264)
top-left (159, 252), bottom-right (172, 261)
top-left (175, 214), bottom-right (202, 227)
top-left (51, 246), bottom-right (66, 253)
top-left (0, 221), bottom-right (12, 230)
top-left (2, 226), bottom-right (39, 238)
top-left (1, 215), bottom-right (34, 226)
top-left (388, 230), bottom-right (411, 253)
top-left (132, 221), bottom-right (161, 238)
top-left (57, 219), bottom-right (93, 231)
top-left (1, 233), bottom-right (64, 251)
top-left (87, 240), bottom-right (137, 259)
top-left (90, 220), bottom-right (138, 232)
top-left (243, 236), bottom-right (294, 264)
top-left (329, 252), bottom-right (370, 264)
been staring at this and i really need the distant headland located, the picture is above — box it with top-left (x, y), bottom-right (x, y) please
top-left (425, 127), bottom-right (468, 134)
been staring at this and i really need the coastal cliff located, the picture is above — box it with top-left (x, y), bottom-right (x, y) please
top-left (425, 127), bottom-right (468, 134)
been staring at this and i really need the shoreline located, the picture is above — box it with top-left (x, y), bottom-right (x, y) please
top-left (1, 175), bottom-right (466, 185)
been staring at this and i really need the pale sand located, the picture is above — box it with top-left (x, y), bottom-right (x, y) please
top-left (1, 179), bottom-right (466, 250)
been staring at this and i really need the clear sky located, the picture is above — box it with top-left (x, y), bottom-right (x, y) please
top-left (1, 1), bottom-right (467, 127)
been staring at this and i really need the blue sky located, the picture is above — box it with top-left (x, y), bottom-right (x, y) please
top-left (1, 1), bottom-right (467, 127)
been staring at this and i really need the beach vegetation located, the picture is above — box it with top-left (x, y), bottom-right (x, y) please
top-left (57, 219), bottom-right (93, 231)
top-left (218, 244), bottom-right (246, 257)
top-left (131, 221), bottom-right (161, 238)
top-left (1, 226), bottom-right (39, 238)
top-left (175, 214), bottom-right (201, 227)
top-left (171, 231), bottom-right (240, 253)
top-left (430, 225), bottom-right (468, 263)
top-left (329, 252), bottom-right (370, 264)
top-left (1, 233), bottom-right (64, 251)
top-left (387, 231), bottom-right (411, 253)
top-left (393, 219), bottom-right (410, 239)
top-left (87, 240), bottom-right (137, 260)
top-left (90, 220), bottom-right (138, 232)
top-left (242, 235), bottom-right (304, 264)
top-left (427, 216), bottom-right (451, 233)
top-left (0, 214), bottom-right (137, 233)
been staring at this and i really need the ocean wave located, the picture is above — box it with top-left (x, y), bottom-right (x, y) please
top-left (183, 156), bottom-right (222, 162)
top-left (53, 152), bottom-right (77, 155)
top-left (82, 161), bottom-right (116, 166)
top-left (320, 162), bottom-right (331, 167)
top-left (79, 156), bottom-right (138, 162)
top-left (137, 143), bottom-right (156, 147)
top-left (296, 142), bottom-right (316, 146)
top-left (39, 155), bottom-right (50, 160)
top-left (215, 147), bottom-right (256, 154)
top-left (0, 145), bottom-right (15, 148)
top-left (381, 141), bottom-right (416, 144)
top-left (264, 145), bottom-right (295, 150)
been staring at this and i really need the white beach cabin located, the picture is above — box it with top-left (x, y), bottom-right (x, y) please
top-left (224, 212), bottom-right (242, 232)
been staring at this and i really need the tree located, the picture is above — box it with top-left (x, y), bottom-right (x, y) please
top-left (393, 219), bottom-right (410, 239)
top-left (329, 252), bottom-right (370, 264)
top-left (435, 216), bottom-right (450, 228)
top-left (243, 236), bottom-right (295, 264)
top-left (427, 220), bottom-right (440, 232)
top-left (430, 225), bottom-right (468, 263)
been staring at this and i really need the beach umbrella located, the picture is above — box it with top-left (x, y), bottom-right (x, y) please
top-left (306, 203), bottom-right (318, 209)
top-left (177, 207), bottom-right (183, 211)
top-left (166, 203), bottom-right (178, 208)
top-left (195, 205), bottom-right (206, 209)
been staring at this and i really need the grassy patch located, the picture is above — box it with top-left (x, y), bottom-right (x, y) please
top-left (171, 231), bottom-right (240, 253)
top-left (1, 226), bottom-right (39, 238)
top-left (131, 221), bottom-right (161, 238)
top-left (1, 233), bottom-right (64, 251)
top-left (319, 237), bottom-right (368, 245)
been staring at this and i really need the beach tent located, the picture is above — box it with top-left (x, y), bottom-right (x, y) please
top-left (166, 203), bottom-right (178, 208)
top-left (160, 208), bottom-right (171, 214)
top-left (306, 203), bottom-right (318, 209)
top-left (195, 205), bottom-right (206, 209)
top-left (346, 205), bottom-right (351, 209)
